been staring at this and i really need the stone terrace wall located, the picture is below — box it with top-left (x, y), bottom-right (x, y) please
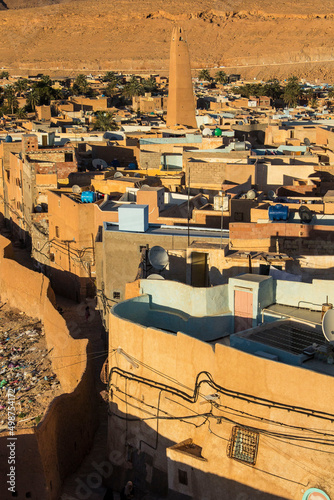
top-left (0, 235), bottom-right (98, 500)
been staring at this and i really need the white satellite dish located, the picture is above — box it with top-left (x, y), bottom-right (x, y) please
top-left (202, 127), bottom-right (212, 137)
top-left (148, 246), bottom-right (169, 271)
top-left (246, 189), bottom-right (256, 200)
top-left (147, 274), bottom-right (165, 280)
top-left (114, 171), bottom-right (123, 179)
top-left (322, 309), bottom-right (334, 343)
top-left (92, 158), bottom-right (108, 170)
top-left (72, 184), bottom-right (82, 194)
top-left (141, 184), bottom-right (150, 189)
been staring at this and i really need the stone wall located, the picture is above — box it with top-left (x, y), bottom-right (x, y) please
top-left (0, 235), bottom-right (98, 500)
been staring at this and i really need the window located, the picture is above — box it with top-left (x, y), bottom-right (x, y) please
top-left (50, 253), bottom-right (55, 262)
top-left (178, 469), bottom-right (188, 486)
top-left (65, 153), bottom-right (73, 162)
top-left (113, 291), bottom-right (121, 300)
top-left (227, 426), bottom-right (259, 465)
top-left (55, 226), bottom-right (59, 238)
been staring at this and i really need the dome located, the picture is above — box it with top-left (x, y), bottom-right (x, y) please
top-left (5, 135), bottom-right (12, 143)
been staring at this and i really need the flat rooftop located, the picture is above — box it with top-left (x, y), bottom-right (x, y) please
top-left (103, 221), bottom-right (229, 240)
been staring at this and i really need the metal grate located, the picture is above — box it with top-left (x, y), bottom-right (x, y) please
top-left (227, 426), bottom-right (259, 465)
top-left (248, 322), bottom-right (326, 355)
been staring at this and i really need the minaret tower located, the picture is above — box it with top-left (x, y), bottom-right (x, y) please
top-left (166, 27), bottom-right (197, 129)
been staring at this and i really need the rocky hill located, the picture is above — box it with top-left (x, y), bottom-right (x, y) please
top-left (1, 0), bottom-right (334, 81)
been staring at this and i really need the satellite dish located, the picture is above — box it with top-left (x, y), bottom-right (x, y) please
top-left (72, 184), bottom-right (82, 194)
top-left (92, 158), bottom-right (108, 170)
top-left (114, 171), bottom-right (123, 179)
top-left (148, 246), bottom-right (169, 271)
top-left (322, 309), bottom-right (334, 343)
top-left (141, 184), bottom-right (150, 189)
top-left (202, 127), bottom-right (212, 137)
top-left (304, 137), bottom-right (311, 146)
top-left (134, 173), bottom-right (141, 177)
top-left (246, 189), bottom-right (256, 200)
top-left (299, 205), bottom-right (313, 224)
top-left (147, 274), bottom-right (165, 280)
top-left (268, 190), bottom-right (276, 201)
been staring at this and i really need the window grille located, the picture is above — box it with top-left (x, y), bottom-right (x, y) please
top-left (227, 426), bottom-right (259, 465)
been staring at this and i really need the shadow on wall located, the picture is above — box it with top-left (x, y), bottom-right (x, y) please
top-left (104, 405), bottom-right (288, 500)
top-left (0, 236), bottom-right (99, 500)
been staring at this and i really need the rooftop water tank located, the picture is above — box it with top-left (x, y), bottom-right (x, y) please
top-left (268, 204), bottom-right (289, 221)
top-left (214, 127), bottom-right (222, 137)
top-left (127, 162), bottom-right (137, 170)
top-left (5, 135), bottom-right (12, 143)
top-left (81, 191), bottom-right (96, 203)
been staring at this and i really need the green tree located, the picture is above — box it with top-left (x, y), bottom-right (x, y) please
top-left (93, 111), bottom-right (119, 131)
top-left (198, 69), bottom-right (211, 82)
top-left (263, 79), bottom-right (282, 100)
top-left (26, 90), bottom-right (40, 111)
top-left (4, 87), bottom-right (18, 114)
top-left (73, 74), bottom-right (88, 95)
top-left (16, 107), bottom-right (27, 119)
top-left (103, 71), bottom-right (118, 83)
top-left (142, 76), bottom-right (158, 93)
top-left (122, 76), bottom-right (144, 100)
top-left (104, 81), bottom-right (118, 97)
top-left (215, 71), bottom-right (228, 84)
top-left (0, 71), bottom-right (9, 80)
top-left (14, 78), bottom-right (29, 96)
top-left (283, 76), bottom-right (301, 108)
top-left (328, 86), bottom-right (334, 99)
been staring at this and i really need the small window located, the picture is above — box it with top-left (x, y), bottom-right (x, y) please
top-left (113, 291), bottom-right (121, 300)
top-left (55, 226), bottom-right (59, 238)
top-left (227, 426), bottom-right (259, 465)
top-left (50, 253), bottom-right (55, 262)
top-left (178, 469), bottom-right (188, 485)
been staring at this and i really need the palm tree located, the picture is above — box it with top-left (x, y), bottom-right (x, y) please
top-left (26, 90), bottom-right (40, 111)
top-left (74, 74), bottom-right (88, 95)
top-left (16, 107), bottom-right (27, 119)
top-left (103, 71), bottom-right (118, 83)
top-left (0, 71), bottom-right (9, 80)
top-left (215, 71), bottom-right (228, 84)
top-left (4, 87), bottom-right (18, 114)
top-left (14, 79), bottom-right (29, 97)
top-left (92, 111), bottom-right (119, 131)
top-left (142, 76), bottom-right (158, 93)
top-left (283, 76), bottom-right (301, 108)
top-left (198, 69), bottom-right (211, 82)
top-left (104, 81), bottom-right (118, 97)
top-left (328, 87), bottom-right (334, 99)
top-left (122, 77), bottom-right (144, 100)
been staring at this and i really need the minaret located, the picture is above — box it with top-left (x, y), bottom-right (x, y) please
top-left (166, 27), bottom-right (197, 129)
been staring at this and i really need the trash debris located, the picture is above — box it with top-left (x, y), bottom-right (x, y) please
top-left (0, 304), bottom-right (62, 429)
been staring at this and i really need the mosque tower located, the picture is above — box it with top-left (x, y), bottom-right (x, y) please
top-left (166, 27), bottom-right (197, 129)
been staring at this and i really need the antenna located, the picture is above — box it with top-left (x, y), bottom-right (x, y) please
top-left (72, 184), bottom-right (82, 194)
top-left (148, 246), bottom-right (169, 271)
top-left (92, 158), bottom-right (108, 170)
top-left (114, 171), bottom-right (123, 179)
top-left (299, 205), bottom-right (313, 224)
top-left (322, 309), bottom-right (334, 343)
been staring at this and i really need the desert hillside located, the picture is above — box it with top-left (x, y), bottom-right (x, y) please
top-left (1, 0), bottom-right (334, 80)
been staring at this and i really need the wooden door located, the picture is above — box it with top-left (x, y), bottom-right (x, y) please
top-left (234, 289), bottom-right (253, 333)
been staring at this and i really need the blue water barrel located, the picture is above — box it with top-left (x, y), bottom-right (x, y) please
top-left (268, 204), bottom-right (289, 221)
top-left (81, 191), bottom-right (96, 203)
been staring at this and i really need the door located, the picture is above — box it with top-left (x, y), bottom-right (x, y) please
top-left (234, 289), bottom-right (253, 333)
top-left (191, 252), bottom-right (207, 287)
